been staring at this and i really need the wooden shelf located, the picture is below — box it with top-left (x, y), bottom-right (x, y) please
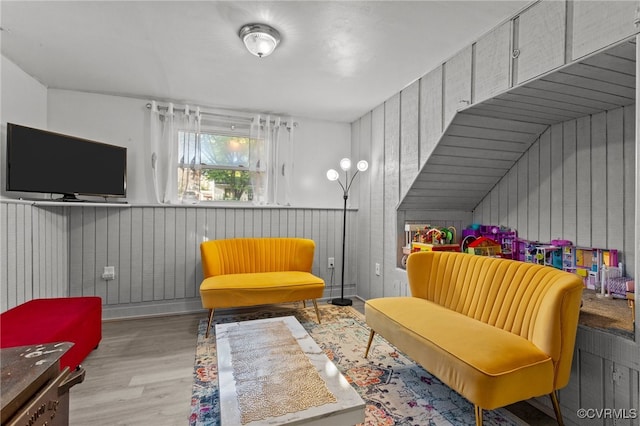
top-left (32, 201), bottom-right (130, 208)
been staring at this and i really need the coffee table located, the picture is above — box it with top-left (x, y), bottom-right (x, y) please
top-left (216, 316), bottom-right (365, 426)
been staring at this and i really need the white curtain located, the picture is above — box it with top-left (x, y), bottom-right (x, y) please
top-left (149, 101), bottom-right (201, 204)
top-left (249, 115), bottom-right (294, 206)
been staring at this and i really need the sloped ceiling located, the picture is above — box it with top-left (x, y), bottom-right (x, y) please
top-left (398, 40), bottom-right (636, 212)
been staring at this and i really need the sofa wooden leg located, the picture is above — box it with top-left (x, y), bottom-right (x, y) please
top-left (302, 300), bottom-right (307, 308)
top-left (205, 309), bottom-right (214, 339)
top-left (550, 390), bottom-right (564, 426)
top-left (474, 405), bottom-right (483, 426)
top-left (312, 299), bottom-right (321, 323)
top-left (364, 330), bottom-right (375, 358)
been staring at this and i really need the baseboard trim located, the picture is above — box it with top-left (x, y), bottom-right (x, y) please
top-left (101, 298), bottom-right (205, 321)
top-left (100, 297), bottom-right (345, 321)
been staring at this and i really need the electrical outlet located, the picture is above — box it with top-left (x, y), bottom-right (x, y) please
top-left (102, 266), bottom-right (115, 281)
top-left (375, 263), bottom-right (381, 276)
top-left (328, 257), bottom-right (335, 269)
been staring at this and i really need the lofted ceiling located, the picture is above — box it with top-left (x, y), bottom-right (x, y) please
top-left (398, 40), bottom-right (637, 211)
top-left (0, 1), bottom-right (531, 123)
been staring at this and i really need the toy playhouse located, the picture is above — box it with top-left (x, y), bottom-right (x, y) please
top-left (402, 224), bottom-right (460, 267)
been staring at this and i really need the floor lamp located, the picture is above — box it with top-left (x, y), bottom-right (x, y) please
top-left (326, 158), bottom-right (368, 306)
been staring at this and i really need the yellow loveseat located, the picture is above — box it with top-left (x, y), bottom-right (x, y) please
top-left (199, 237), bottom-right (325, 337)
top-left (364, 251), bottom-right (583, 426)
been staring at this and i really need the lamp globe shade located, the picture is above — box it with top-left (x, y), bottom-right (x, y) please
top-left (339, 158), bottom-right (352, 171)
top-left (357, 160), bottom-right (368, 172)
top-left (326, 169), bottom-right (339, 181)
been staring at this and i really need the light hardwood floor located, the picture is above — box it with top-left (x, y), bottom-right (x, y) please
top-left (69, 299), bottom-right (556, 425)
top-left (69, 311), bottom-right (200, 425)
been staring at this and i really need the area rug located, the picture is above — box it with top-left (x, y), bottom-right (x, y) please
top-left (189, 304), bottom-right (528, 426)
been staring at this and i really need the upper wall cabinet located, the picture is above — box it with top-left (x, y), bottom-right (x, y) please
top-left (474, 21), bottom-right (512, 104)
top-left (419, 66), bottom-right (443, 169)
top-left (515, 0), bottom-right (566, 84)
top-left (572, 1), bottom-right (640, 61)
top-left (443, 45), bottom-right (472, 127)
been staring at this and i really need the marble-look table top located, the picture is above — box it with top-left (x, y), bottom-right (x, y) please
top-left (216, 316), bottom-right (365, 426)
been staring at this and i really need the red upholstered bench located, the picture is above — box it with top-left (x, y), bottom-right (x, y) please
top-left (0, 297), bottom-right (102, 371)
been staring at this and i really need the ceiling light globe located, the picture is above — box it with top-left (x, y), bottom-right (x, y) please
top-left (339, 158), bottom-right (351, 171)
top-left (239, 24), bottom-right (281, 58)
top-left (244, 33), bottom-right (277, 57)
top-left (357, 160), bottom-right (369, 172)
top-left (326, 169), bottom-right (339, 181)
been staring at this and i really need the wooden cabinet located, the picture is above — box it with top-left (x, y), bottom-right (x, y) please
top-left (474, 21), bottom-right (512, 103)
top-left (515, 0), bottom-right (566, 84)
top-left (419, 66), bottom-right (442, 169)
top-left (572, 1), bottom-right (640, 61)
top-left (443, 45), bottom-right (472, 127)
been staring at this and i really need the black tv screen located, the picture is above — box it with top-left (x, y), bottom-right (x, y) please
top-left (6, 123), bottom-right (127, 200)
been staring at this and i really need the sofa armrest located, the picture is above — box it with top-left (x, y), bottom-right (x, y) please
top-left (531, 277), bottom-right (583, 388)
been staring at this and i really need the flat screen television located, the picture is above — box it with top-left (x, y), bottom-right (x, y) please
top-left (6, 123), bottom-right (127, 201)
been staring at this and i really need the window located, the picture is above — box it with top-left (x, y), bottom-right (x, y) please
top-left (177, 130), bottom-right (257, 202)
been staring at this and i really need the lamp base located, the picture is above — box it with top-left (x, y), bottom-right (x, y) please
top-left (330, 297), bottom-right (353, 306)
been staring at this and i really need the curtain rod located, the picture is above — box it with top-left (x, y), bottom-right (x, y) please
top-left (145, 103), bottom-right (298, 128)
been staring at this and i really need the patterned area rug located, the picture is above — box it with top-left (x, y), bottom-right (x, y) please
top-left (189, 304), bottom-right (528, 426)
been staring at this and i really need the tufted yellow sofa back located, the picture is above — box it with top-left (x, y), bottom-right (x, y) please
top-left (200, 237), bottom-right (316, 278)
top-left (406, 251), bottom-right (583, 389)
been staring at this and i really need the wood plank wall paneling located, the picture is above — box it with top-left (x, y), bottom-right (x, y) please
top-left (550, 123), bottom-right (564, 239)
top-left (623, 107), bottom-right (636, 272)
top-left (370, 105), bottom-right (386, 299)
top-left (576, 115), bottom-right (592, 247)
top-left (400, 80), bottom-right (420, 199)
top-left (0, 202), bottom-right (68, 312)
top-left (1, 203), bottom-right (359, 315)
top-left (517, 152), bottom-right (529, 235)
top-left (528, 140), bottom-right (540, 238)
top-left (607, 108), bottom-right (625, 254)
top-left (473, 105), bottom-right (636, 275)
top-left (357, 112), bottom-right (373, 300)
top-left (350, 2), bottom-right (640, 421)
top-left (551, 327), bottom-right (640, 426)
top-left (384, 94), bottom-right (401, 295)
top-left (563, 120), bottom-right (578, 244)
top-left (591, 112), bottom-right (608, 249)
top-left (1, 202), bottom-right (8, 309)
top-left (64, 206), bottom-right (354, 311)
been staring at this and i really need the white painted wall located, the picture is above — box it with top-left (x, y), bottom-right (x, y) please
top-left (1, 55), bottom-right (48, 199)
top-left (289, 117), bottom-right (352, 209)
top-left (1, 56), bottom-right (68, 308)
top-left (47, 89), bottom-right (351, 208)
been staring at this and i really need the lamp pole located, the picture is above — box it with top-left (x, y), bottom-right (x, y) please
top-left (327, 158), bottom-right (368, 306)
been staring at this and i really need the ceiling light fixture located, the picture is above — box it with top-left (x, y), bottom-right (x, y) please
top-left (239, 23), bottom-right (281, 58)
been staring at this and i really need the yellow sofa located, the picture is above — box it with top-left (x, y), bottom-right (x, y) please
top-left (199, 237), bottom-right (325, 337)
top-left (364, 251), bottom-right (583, 426)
